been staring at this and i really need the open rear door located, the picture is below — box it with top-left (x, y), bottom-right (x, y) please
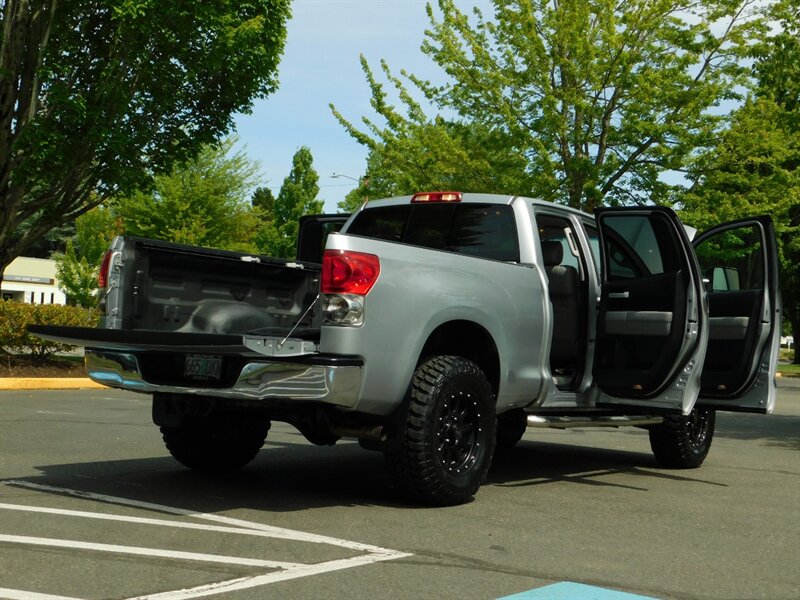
top-left (693, 217), bottom-right (780, 414)
top-left (593, 207), bottom-right (707, 414)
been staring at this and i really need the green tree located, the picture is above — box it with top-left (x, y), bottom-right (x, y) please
top-left (114, 139), bottom-right (262, 252)
top-left (752, 0), bottom-right (799, 114)
top-left (22, 221), bottom-right (76, 259)
top-left (53, 205), bottom-right (120, 306)
top-left (333, 58), bottom-right (533, 212)
top-left (73, 203), bottom-right (120, 266)
top-left (680, 2), bottom-right (800, 363)
top-left (334, 0), bottom-right (768, 211)
top-left (54, 240), bottom-right (99, 308)
top-left (255, 147), bottom-right (323, 258)
top-left (251, 186), bottom-right (277, 214)
top-left (0, 0), bottom-right (291, 282)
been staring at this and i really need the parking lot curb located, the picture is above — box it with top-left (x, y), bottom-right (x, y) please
top-left (0, 378), bottom-right (106, 390)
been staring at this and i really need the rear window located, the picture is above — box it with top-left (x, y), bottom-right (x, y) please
top-left (346, 203), bottom-right (520, 262)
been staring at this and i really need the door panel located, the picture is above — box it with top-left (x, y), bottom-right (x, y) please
top-left (593, 208), bottom-right (707, 414)
top-left (693, 218), bottom-right (780, 413)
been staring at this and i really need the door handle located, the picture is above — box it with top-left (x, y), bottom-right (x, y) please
top-left (608, 291), bottom-right (630, 299)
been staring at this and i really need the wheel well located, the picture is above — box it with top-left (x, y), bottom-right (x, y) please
top-left (418, 321), bottom-right (501, 397)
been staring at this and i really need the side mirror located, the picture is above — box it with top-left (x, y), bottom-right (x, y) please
top-left (710, 266), bottom-right (741, 291)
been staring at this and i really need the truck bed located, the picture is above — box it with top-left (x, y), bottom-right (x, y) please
top-left (101, 236), bottom-right (323, 337)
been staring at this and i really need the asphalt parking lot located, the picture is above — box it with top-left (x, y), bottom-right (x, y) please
top-left (1, 380), bottom-right (798, 600)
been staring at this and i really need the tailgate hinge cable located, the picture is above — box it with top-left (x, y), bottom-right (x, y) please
top-left (278, 294), bottom-right (320, 349)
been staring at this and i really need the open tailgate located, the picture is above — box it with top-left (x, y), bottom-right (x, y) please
top-left (28, 325), bottom-right (317, 358)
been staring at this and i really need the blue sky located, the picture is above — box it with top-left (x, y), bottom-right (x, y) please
top-left (233, 1), bottom-right (489, 212)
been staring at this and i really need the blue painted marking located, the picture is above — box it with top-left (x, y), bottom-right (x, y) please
top-left (498, 581), bottom-right (659, 600)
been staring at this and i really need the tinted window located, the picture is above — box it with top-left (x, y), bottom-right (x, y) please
top-left (346, 205), bottom-right (408, 242)
top-left (347, 203), bottom-right (519, 262)
top-left (537, 214), bottom-right (584, 273)
top-left (600, 214), bottom-right (682, 280)
top-left (604, 215), bottom-right (663, 276)
top-left (448, 205), bottom-right (519, 260)
top-left (405, 204), bottom-right (454, 249)
top-left (695, 224), bottom-right (764, 291)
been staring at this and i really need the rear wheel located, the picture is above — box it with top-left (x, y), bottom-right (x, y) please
top-left (161, 416), bottom-right (270, 473)
top-left (385, 356), bottom-right (496, 506)
top-left (649, 407), bottom-right (715, 468)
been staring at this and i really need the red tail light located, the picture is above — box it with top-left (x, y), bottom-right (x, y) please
top-left (411, 191), bottom-right (462, 203)
top-left (322, 250), bottom-right (380, 295)
top-left (98, 250), bottom-right (113, 288)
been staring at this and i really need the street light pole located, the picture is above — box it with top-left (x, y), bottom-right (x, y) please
top-left (331, 172), bottom-right (359, 182)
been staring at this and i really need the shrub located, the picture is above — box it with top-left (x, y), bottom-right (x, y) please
top-left (0, 302), bottom-right (98, 361)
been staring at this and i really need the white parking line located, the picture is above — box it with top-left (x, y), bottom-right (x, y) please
top-left (0, 534), bottom-right (300, 569)
top-left (0, 480), bottom-right (412, 599)
top-left (0, 502), bottom-right (341, 542)
top-left (0, 589), bottom-right (82, 600)
top-left (2, 480), bottom-right (393, 553)
top-left (129, 553), bottom-right (414, 600)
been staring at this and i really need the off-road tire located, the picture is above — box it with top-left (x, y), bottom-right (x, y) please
top-left (385, 356), bottom-right (496, 506)
top-left (496, 408), bottom-right (527, 449)
top-left (161, 416), bottom-right (270, 473)
top-left (649, 407), bottom-right (715, 469)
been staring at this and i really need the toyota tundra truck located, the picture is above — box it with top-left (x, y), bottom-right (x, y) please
top-left (32, 192), bottom-right (781, 505)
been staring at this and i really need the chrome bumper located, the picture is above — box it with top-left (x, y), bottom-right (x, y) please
top-left (85, 350), bottom-right (362, 408)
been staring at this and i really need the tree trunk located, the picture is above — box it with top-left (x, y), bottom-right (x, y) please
top-left (792, 317), bottom-right (799, 365)
top-left (0, 257), bottom-right (11, 289)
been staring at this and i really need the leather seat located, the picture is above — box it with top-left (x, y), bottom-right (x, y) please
top-left (541, 241), bottom-right (580, 369)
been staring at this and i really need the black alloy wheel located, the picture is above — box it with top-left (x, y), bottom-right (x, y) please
top-left (385, 355), bottom-right (497, 506)
top-left (649, 407), bottom-right (716, 469)
top-left (435, 387), bottom-right (483, 476)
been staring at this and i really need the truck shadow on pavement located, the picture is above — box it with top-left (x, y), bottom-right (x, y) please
top-left (20, 439), bottom-right (396, 512)
top-left (9, 432), bottom-right (729, 513)
top-left (714, 412), bottom-right (800, 451)
top-left (488, 441), bottom-right (726, 492)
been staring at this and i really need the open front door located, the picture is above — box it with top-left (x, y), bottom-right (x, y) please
top-left (593, 207), bottom-right (707, 414)
top-left (693, 217), bottom-right (780, 414)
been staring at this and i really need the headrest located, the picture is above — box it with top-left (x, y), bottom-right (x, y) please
top-left (541, 240), bottom-right (563, 266)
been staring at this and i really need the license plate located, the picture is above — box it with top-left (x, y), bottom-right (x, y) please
top-left (184, 355), bottom-right (222, 380)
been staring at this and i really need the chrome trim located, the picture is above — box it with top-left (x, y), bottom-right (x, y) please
top-left (85, 350), bottom-right (362, 408)
top-left (242, 335), bottom-right (317, 357)
top-left (526, 414), bottom-right (663, 429)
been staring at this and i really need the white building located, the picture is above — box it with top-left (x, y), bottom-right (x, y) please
top-left (1, 257), bottom-right (67, 305)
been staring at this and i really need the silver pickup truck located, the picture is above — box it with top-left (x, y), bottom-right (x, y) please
top-left (32, 192), bottom-right (781, 505)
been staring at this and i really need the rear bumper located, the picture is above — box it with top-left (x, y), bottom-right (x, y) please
top-left (86, 350), bottom-right (363, 408)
